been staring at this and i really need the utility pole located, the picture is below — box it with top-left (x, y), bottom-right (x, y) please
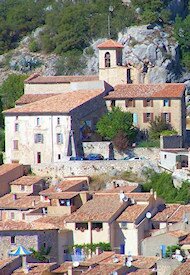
top-left (108, 5), bottom-right (114, 38)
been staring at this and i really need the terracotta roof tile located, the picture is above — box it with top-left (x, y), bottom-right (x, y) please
top-left (168, 230), bottom-right (188, 238)
top-left (129, 269), bottom-right (154, 275)
top-left (48, 192), bottom-right (79, 199)
top-left (104, 83), bottom-right (185, 99)
top-left (25, 74), bottom-right (99, 84)
top-left (97, 39), bottom-right (123, 48)
top-left (34, 215), bottom-right (69, 230)
top-left (83, 264), bottom-right (124, 274)
top-left (39, 180), bottom-right (87, 196)
top-left (4, 89), bottom-right (104, 115)
top-left (0, 220), bottom-right (58, 231)
top-left (65, 194), bottom-right (126, 222)
top-left (180, 233), bottom-right (190, 245)
top-left (152, 204), bottom-right (180, 222)
top-left (0, 164), bottom-right (22, 176)
top-left (172, 260), bottom-right (190, 275)
top-left (100, 254), bottom-right (158, 269)
top-left (97, 186), bottom-right (138, 193)
top-left (13, 263), bottom-right (58, 274)
top-left (95, 192), bottom-right (152, 202)
top-left (51, 262), bottom-right (72, 273)
top-left (0, 195), bottom-right (49, 210)
top-left (117, 204), bottom-right (148, 222)
top-left (16, 94), bottom-right (60, 105)
top-left (81, 252), bottom-right (115, 265)
top-left (0, 257), bottom-right (16, 268)
top-left (0, 193), bottom-right (28, 207)
top-left (10, 176), bottom-right (43, 186)
top-left (168, 205), bottom-right (190, 223)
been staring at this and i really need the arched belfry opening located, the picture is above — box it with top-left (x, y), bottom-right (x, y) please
top-left (105, 52), bottom-right (111, 68)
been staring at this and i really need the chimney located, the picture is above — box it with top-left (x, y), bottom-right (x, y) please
top-left (68, 266), bottom-right (73, 275)
top-left (13, 194), bottom-right (17, 200)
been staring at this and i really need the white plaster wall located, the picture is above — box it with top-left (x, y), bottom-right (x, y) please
top-left (159, 152), bottom-right (177, 170)
top-left (24, 83), bottom-right (71, 94)
top-left (5, 114), bottom-right (71, 165)
top-left (70, 80), bottom-right (105, 91)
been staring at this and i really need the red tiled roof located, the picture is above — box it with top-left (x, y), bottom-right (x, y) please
top-left (65, 194), bottom-right (126, 222)
top-left (4, 89), bottom-right (104, 115)
top-left (172, 260), bottom-right (190, 275)
top-left (81, 252), bottom-right (115, 266)
top-left (180, 233), bottom-right (190, 245)
top-left (83, 264), bottom-right (123, 274)
top-left (95, 192), bottom-right (152, 202)
top-left (129, 269), bottom-right (154, 275)
top-left (10, 176), bottom-right (43, 186)
top-left (48, 192), bottom-right (79, 199)
top-left (0, 193), bottom-right (28, 207)
top-left (0, 220), bottom-right (58, 231)
top-left (152, 204), bottom-right (180, 222)
top-left (39, 180), bottom-right (86, 196)
top-left (34, 215), bottom-right (69, 230)
top-left (117, 204), bottom-right (148, 222)
top-left (25, 74), bottom-right (99, 84)
top-left (168, 230), bottom-right (188, 238)
top-left (104, 83), bottom-right (185, 99)
top-left (0, 195), bottom-right (49, 210)
top-left (13, 263), bottom-right (58, 274)
top-left (16, 94), bottom-right (60, 105)
top-left (168, 205), bottom-right (190, 223)
top-left (97, 39), bottom-right (123, 49)
top-left (51, 262), bottom-right (72, 273)
top-left (0, 164), bottom-right (22, 176)
top-left (97, 186), bottom-right (138, 193)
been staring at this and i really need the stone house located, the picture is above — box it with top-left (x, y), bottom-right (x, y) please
top-left (104, 83), bottom-right (186, 139)
top-left (4, 89), bottom-right (107, 165)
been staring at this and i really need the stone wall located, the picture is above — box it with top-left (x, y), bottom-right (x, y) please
top-left (83, 142), bottom-right (160, 162)
top-left (32, 158), bottom-right (159, 179)
top-left (160, 135), bottom-right (183, 149)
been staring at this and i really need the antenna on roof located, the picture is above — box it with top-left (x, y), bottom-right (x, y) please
top-left (119, 191), bottom-right (128, 203)
top-left (146, 212), bottom-right (152, 219)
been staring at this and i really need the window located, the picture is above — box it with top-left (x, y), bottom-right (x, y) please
top-left (110, 100), bottom-right (115, 108)
top-left (37, 152), bottom-right (41, 164)
top-left (15, 123), bottom-right (19, 132)
top-left (58, 154), bottom-right (61, 160)
top-left (13, 140), bottom-right (18, 150)
top-left (163, 99), bottom-right (171, 107)
top-left (125, 99), bottom-right (135, 107)
top-left (36, 117), bottom-right (40, 126)
top-left (57, 117), bottom-right (60, 125)
top-left (92, 222), bottom-right (103, 231)
top-left (56, 133), bottom-right (63, 144)
top-left (76, 223), bottom-right (88, 231)
top-left (34, 134), bottom-right (44, 143)
top-left (59, 199), bottom-right (71, 206)
top-left (11, 236), bottom-right (15, 244)
top-left (10, 212), bottom-right (15, 220)
top-left (162, 113), bottom-right (171, 123)
top-left (164, 154), bottom-right (167, 159)
top-left (143, 113), bottom-right (153, 123)
top-left (105, 52), bottom-right (111, 68)
top-left (21, 185), bottom-right (25, 191)
top-left (143, 99), bottom-right (153, 107)
top-left (127, 69), bottom-right (132, 83)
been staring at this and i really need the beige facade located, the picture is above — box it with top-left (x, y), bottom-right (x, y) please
top-left (105, 97), bottom-right (186, 136)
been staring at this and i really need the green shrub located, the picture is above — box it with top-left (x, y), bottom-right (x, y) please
top-left (137, 139), bottom-right (160, 148)
top-left (29, 39), bottom-right (40, 52)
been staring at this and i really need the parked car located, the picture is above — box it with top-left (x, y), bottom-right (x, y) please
top-left (86, 153), bottom-right (104, 160)
top-left (69, 156), bottom-right (85, 160)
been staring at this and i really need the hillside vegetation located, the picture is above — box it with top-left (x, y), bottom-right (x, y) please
top-left (0, 0), bottom-right (189, 70)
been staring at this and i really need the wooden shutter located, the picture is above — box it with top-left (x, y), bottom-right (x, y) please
top-left (143, 113), bottom-right (147, 123)
top-left (168, 100), bottom-right (171, 107)
top-left (133, 100), bottom-right (136, 107)
top-left (125, 100), bottom-right (128, 107)
top-left (151, 113), bottom-right (154, 122)
top-left (151, 100), bottom-right (153, 107)
top-left (143, 100), bottom-right (147, 107)
top-left (168, 113), bottom-right (171, 123)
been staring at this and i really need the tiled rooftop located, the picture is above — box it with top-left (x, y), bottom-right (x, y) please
top-left (152, 204), bottom-right (180, 222)
top-left (12, 263), bottom-right (58, 274)
top-left (65, 194), bottom-right (126, 222)
top-left (39, 180), bottom-right (86, 196)
top-left (117, 204), bottom-right (148, 223)
top-left (25, 73), bottom-right (99, 84)
top-left (168, 230), bottom-right (188, 238)
top-left (0, 257), bottom-right (16, 268)
top-left (129, 269), bottom-right (154, 275)
top-left (16, 93), bottom-right (60, 105)
top-left (48, 192), bottom-right (79, 199)
top-left (180, 233), bottom-right (190, 245)
top-left (83, 264), bottom-right (123, 274)
top-left (0, 220), bottom-right (59, 231)
top-left (104, 83), bottom-right (185, 99)
top-left (81, 251), bottom-right (115, 266)
top-left (95, 192), bottom-right (152, 202)
top-left (97, 39), bottom-right (123, 48)
top-left (97, 186), bottom-right (138, 193)
top-left (0, 195), bottom-right (49, 210)
top-left (4, 89), bottom-right (104, 115)
top-left (33, 215), bottom-right (69, 230)
top-left (51, 262), bottom-right (72, 273)
top-left (0, 163), bottom-right (22, 176)
top-left (172, 260), bottom-right (190, 275)
top-left (10, 176), bottom-right (43, 186)
top-left (168, 205), bottom-right (190, 223)
top-left (0, 193), bottom-right (28, 207)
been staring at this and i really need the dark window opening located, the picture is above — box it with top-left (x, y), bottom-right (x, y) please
top-left (110, 100), bottom-right (115, 108)
top-left (127, 69), bottom-right (132, 83)
top-left (76, 223), bottom-right (88, 231)
top-left (92, 222), bottom-right (103, 231)
top-left (105, 52), bottom-right (111, 68)
top-left (11, 236), bottom-right (15, 244)
top-left (37, 152), bottom-right (41, 164)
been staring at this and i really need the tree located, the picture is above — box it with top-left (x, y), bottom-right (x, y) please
top-left (149, 115), bottom-right (174, 140)
top-left (30, 246), bottom-right (51, 263)
top-left (96, 107), bottom-right (137, 145)
top-left (0, 74), bottom-right (28, 110)
top-left (112, 130), bottom-right (129, 152)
